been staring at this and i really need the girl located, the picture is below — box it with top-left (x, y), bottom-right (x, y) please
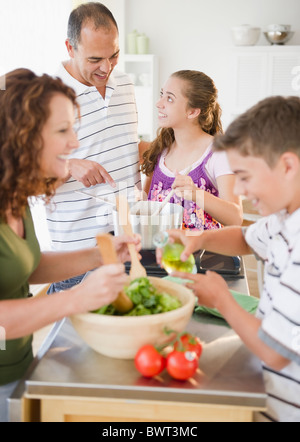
top-left (142, 70), bottom-right (242, 230)
top-left (0, 69), bottom-right (139, 421)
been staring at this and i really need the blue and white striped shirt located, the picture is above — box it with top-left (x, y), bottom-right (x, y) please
top-left (46, 64), bottom-right (141, 251)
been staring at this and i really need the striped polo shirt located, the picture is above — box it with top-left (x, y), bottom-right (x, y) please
top-left (245, 209), bottom-right (300, 422)
top-left (46, 64), bottom-right (141, 251)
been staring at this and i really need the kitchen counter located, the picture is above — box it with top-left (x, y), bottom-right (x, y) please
top-left (9, 275), bottom-right (266, 422)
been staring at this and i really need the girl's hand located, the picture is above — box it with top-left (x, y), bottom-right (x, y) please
top-left (172, 270), bottom-right (231, 310)
top-left (112, 234), bottom-right (142, 263)
top-left (74, 264), bottom-right (129, 313)
top-left (156, 229), bottom-right (203, 266)
top-left (172, 174), bottom-right (199, 201)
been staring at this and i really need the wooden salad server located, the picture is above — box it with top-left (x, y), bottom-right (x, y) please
top-left (96, 233), bottom-right (133, 314)
top-left (116, 195), bottom-right (147, 280)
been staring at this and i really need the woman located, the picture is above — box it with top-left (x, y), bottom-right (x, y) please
top-left (0, 69), bottom-right (139, 421)
top-left (142, 70), bottom-right (242, 230)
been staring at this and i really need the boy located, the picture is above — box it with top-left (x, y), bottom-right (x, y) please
top-left (168, 96), bottom-right (300, 422)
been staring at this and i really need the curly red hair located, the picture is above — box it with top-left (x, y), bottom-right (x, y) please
top-left (0, 68), bottom-right (79, 221)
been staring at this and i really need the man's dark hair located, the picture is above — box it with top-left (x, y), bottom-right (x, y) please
top-left (68, 2), bottom-right (118, 49)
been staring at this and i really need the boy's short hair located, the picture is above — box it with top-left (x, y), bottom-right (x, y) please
top-left (214, 96), bottom-right (300, 167)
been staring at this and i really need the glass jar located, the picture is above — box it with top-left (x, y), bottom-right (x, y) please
top-left (153, 232), bottom-right (196, 274)
top-left (127, 30), bottom-right (138, 54)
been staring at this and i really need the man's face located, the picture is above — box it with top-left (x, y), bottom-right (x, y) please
top-left (67, 23), bottom-right (120, 91)
top-left (227, 149), bottom-right (292, 216)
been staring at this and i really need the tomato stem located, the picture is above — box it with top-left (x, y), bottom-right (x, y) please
top-left (155, 327), bottom-right (188, 353)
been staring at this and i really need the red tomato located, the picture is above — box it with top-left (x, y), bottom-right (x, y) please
top-left (166, 350), bottom-right (198, 381)
top-left (174, 333), bottom-right (203, 358)
top-left (135, 345), bottom-right (166, 378)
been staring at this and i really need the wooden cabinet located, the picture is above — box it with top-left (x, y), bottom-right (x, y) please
top-left (232, 46), bottom-right (300, 118)
top-left (23, 395), bottom-right (261, 422)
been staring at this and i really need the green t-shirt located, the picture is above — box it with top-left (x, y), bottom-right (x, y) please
top-left (0, 207), bottom-right (41, 385)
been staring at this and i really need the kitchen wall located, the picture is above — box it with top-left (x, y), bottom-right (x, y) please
top-left (0, 0), bottom-right (125, 76)
top-left (125, 0), bottom-right (300, 127)
top-left (1, 0), bottom-right (299, 126)
top-left (0, 0), bottom-right (299, 249)
top-left (0, 0), bottom-right (72, 75)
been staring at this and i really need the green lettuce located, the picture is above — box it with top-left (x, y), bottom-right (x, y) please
top-left (93, 277), bottom-right (181, 316)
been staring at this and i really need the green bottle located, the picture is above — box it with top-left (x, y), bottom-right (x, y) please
top-left (153, 232), bottom-right (196, 274)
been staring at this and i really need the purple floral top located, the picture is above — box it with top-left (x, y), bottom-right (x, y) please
top-left (148, 150), bottom-right (222, 231)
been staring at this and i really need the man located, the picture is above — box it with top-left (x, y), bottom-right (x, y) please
top-left (47, 3), bottom-right (147, 292)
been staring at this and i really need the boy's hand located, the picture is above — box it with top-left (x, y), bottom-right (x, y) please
top-left (172, 270), bottom-right (231, 310)
top-left (156, 229), bottom-right (204, 266)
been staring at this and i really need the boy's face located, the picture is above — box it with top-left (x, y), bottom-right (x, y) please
top-left (227, 149), bottom-right (297, 216)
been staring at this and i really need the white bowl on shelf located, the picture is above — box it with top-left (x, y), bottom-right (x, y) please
top-left (231, 25), bottom-right (261, 46)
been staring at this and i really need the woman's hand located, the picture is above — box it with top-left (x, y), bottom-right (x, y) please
top-left (112, 234), bottom-right (142, 263)
top-left (73, 264), bottom-right (129, 313)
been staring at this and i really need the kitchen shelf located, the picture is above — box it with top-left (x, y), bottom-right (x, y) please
top-left (124, 53), bottom-right (159, 141)
top-left (232, 45), bottom-right (300, 117)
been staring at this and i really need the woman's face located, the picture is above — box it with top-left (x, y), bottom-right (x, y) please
top-left (156, 76), bottom-right (191, 128)
top-left (40, 94), bottom-right (79, 179)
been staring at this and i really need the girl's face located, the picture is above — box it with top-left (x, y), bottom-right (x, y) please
top-left (156, 76), bottom-right (191, 128)
top-left (40, 94), bottom-right (79, 179)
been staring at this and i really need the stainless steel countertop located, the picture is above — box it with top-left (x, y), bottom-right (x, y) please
top-left (9, 274), bottom-right (266, 421)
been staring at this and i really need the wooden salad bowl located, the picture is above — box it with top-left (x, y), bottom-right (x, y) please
top-left (70, 277), bottom-right (195, 359)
